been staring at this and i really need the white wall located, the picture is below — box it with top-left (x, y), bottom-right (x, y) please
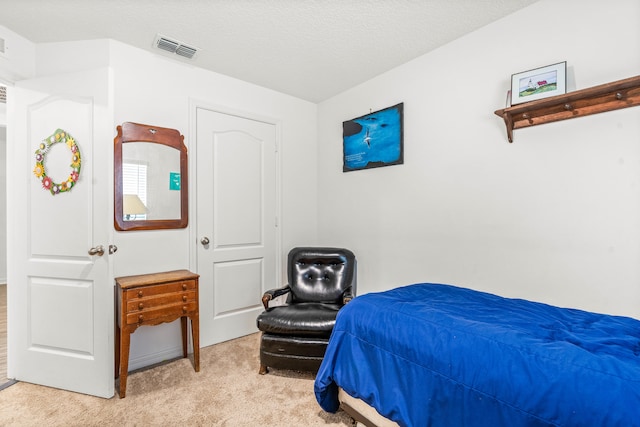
top-left (317, 0), bottom-right (640, 318)
top-left (0, 43), bottom-right (7, 283)
top-left (0, 25), bottom-right (35, 83)
top-left (0, 123), bottom-right (6, 284)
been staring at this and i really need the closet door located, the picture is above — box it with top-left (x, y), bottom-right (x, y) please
top-left (195, 107), bottom-right (278, 345)
top-left (7, 69), bottom-right (114, 397)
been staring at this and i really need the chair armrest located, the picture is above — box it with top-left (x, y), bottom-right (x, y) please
top-left (342, 287), bottom-right (355, 305)
top-left (262, 285), bottom-right (292, 309)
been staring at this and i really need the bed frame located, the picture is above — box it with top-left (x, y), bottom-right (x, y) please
top-left (339, 388), bottom-right (398, 427)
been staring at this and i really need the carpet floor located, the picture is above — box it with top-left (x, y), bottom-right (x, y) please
top-left (0, 284), bottom-right (6, 385)
top-left (0, 333), bottom-right (352, 426)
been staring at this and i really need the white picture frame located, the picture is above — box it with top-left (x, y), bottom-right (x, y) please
top-left (511, 61), bottom-right (567, 105)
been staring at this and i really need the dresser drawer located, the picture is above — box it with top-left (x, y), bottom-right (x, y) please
top-left (125, 280), bottom-right (196, 300)
top-left (126, 290), bottom-right (197, 312)
top-left (126, 301), bottom-right (198, 325)
top-left (122, 279), bottom-right (198, 325)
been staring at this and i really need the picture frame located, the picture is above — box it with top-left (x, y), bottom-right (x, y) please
top-left (343, 103), bottom-right (403, 172)
top-left (511, 61), bottom-right (566, 105)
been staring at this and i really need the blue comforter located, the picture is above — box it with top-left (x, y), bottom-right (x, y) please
top-left (314, 284), bottom-right (640, 427)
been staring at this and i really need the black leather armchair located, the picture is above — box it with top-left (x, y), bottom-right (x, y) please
top-left (256, 247), bottom-right (356, 374)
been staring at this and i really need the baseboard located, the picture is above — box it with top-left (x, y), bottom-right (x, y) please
top-left (0, 379), bottom-right (17, 391)
top-left (127, 345), bottom-right (185, 372)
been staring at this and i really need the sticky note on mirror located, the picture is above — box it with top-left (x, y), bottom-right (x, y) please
top-left (169, 172), bottom-right (181, 190)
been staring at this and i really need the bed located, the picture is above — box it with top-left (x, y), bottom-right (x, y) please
top-left (314, 283), bottom-right (640, 427)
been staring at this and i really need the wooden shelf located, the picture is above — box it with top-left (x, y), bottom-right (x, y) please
top-left (494, 75), bottom-right (640, 142)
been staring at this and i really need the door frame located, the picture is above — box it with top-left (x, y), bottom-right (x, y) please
top-left (188, 99), bottom-right (283, 308)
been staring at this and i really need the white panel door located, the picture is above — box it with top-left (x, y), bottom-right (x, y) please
top-left (7, 70), bottom-right (113, 397)
top-left (196, 107), bottom-right (277, 346)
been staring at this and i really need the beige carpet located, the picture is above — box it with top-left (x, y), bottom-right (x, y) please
top-left (0, 333), bottom-right (352, 426)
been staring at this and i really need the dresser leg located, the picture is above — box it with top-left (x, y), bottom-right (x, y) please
top-left (118, 330), bottom-right (131, 398)
top-left (180, 317), bottom-right (188, 358)
top-left (191, 314), bottom-right (200, 372)
top-left (115, 324), bottom-right (120, 379)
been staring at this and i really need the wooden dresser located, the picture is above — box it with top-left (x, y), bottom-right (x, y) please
top-left (115, 269), bottom-right (200, 398)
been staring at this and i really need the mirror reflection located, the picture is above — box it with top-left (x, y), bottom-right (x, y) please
top-left (114, 122), bottom-right (188, 231)
top-left (122, 142), bottom-right (181, 221)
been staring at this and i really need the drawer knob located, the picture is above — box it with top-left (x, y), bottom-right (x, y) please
top-left (182, 283), bottom-right (188, 290)
top-left (182, 295), bottom-right (187, 302)
top-left (138, 302), bottom-right (144, 310)
top-left (183, 306), bottom-right (188, 313)
top-left (138, 315), bottom-right (144, 323)
top-left (138, 291), bottom-right (143, 298)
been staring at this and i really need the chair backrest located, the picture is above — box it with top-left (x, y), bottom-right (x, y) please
top-left (288, 247), bottom-right (356, 304)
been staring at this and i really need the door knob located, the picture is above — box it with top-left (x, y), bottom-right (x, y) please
top-left (200, 237), bottom-right (210, 246)
top-left (88, 245), bottom-right (105, 256)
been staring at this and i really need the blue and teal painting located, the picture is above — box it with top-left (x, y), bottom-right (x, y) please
top-left (343, 103), bottom-right (403, 172)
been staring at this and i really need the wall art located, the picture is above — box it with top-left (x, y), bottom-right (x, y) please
top-left (511, 61), bottom-right (566, 105)
top-left (33, 128), bottom-right (82, 195)
top-left (343, 103), bottom-right (403, 172)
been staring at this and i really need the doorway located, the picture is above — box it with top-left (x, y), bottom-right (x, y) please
top-left (1, 124), bottom-right (7, 385)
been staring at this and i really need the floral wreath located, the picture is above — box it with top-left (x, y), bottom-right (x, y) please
top-left (33, 128), bottom-right (81, 195)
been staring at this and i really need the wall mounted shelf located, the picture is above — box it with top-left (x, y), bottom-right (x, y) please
top-left (494, 75), bottom-right (640, 142)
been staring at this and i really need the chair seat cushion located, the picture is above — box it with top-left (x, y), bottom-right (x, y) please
top-left (257, 302), bottom-right (342, 337)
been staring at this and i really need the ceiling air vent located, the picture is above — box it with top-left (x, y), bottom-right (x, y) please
top-left (153, 34), bottom-right (198, 59)
top-left (0, 85), bottom-right (6, 104)
top-left (156, 37), bottom-right (179, 53)
top-left (175, 45), bottom-right (197, 59)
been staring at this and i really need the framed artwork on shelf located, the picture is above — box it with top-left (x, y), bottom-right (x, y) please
top-left (342, 103), bottom-right (404, 172)
top-left (511, 61), bottom-right (566, 105)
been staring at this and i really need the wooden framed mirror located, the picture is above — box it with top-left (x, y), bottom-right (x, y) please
top-left (114, 122), bottom-right (188, 231)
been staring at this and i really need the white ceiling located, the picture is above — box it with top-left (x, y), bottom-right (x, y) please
top-left (0, 0), bottom-right (539, 103)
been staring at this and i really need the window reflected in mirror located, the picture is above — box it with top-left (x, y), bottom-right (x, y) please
top-left (123, 163), bottom-right (148, 220)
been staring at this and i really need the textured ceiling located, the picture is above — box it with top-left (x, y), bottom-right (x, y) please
top-left (0, 0), bottom-right (539, 102)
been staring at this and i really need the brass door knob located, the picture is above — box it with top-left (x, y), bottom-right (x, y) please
top-left (88, 245), bottom-right (105, 256)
